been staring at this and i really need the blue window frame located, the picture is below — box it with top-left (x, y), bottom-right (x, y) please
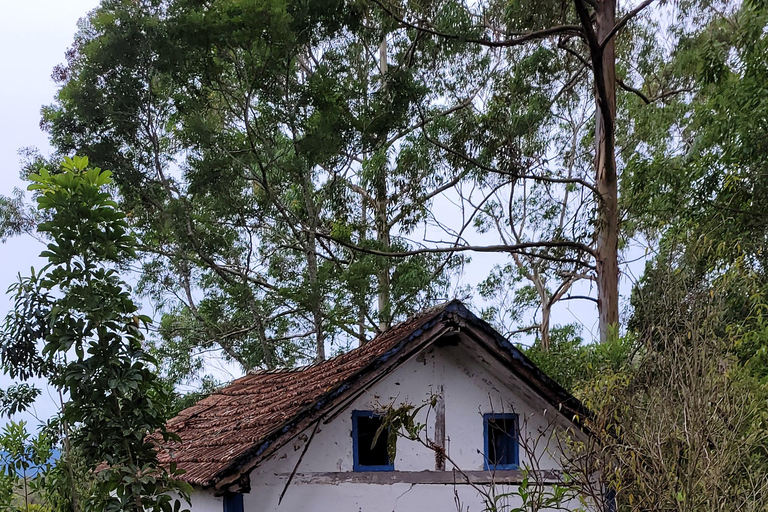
top-left (352, 410), bottom-right (394, 471)
top-left (483, 413), bottom-right (519, 470)
top-left (223, 492), bottom-right (243, 512)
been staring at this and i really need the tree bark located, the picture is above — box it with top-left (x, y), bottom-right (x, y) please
top-left (301, 172), bottom-right (325, 361)
top-left (253, 311), bottom-right (275, 370)
top-left (306, 230), bottom-right (325, 361)
top-left (375, 180), bottom-right (392, 331)
top-left (540, 302), bottom-right (551, 351)
top-left (358, 197), bottom-right (369, 345)
top-left (587, 0), bottom-right (620, 343)
top-left (58, 389), bottom-right (81, 512)
top-left (376, 35), bottom-right (392, 332)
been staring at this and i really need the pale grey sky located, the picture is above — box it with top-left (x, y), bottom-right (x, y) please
top-left (0, 0), bottom-right (100, 424)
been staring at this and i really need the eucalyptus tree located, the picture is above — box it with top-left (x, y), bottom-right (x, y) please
top-left (38, 0), bottom-right (294, 374)
top-left (36, 0), bottom-right (472, 378)
top-left (19, 0), bottom-right (698, 372)
top-left (165, 0), bottom-right (482, 340)
top-left (622, 0), bottom-right (768, 377)
top-left (350, 0), bottom-right (679, 343)
top-left (315, 8), bottom-right (487, 333)
top-left (473, 86), bottom-right (597, 348)
top-left (42, 0), bottom-right (352, 369)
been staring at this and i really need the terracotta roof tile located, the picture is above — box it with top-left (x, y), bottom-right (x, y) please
top-left (157, 301), bottom-right (451, 487)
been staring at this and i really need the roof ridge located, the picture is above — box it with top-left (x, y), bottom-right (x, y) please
top-left (248, 365), bottom-right (312, 375)
top-left (246, 300), bottom-right (455, 375)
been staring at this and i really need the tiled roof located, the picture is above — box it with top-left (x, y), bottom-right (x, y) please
top-left (157, 300), bottom-right (586, 489)
top-left (157, 302), bottom-right (451, 488)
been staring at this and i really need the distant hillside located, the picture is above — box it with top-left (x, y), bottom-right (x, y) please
top-left (0, 449), bottom-right (61, 476)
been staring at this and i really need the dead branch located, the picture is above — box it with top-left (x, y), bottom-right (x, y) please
top-left (368, 0), bottom-right (583, 48)
top-left (600, 0), bottom-right (657, 49)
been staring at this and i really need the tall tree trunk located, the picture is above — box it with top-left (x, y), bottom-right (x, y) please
top-left (358, 197), bottom-right (369, 345)
top-left (58, 389), bottom-right (80, 512)
top-left (306, 231), bottom-right (325, 361)
top-left (529, 263), bottom-right (552, 351)
top-left (587, 0), bottom-right (619, 343)
top-left (376, 35), bottom-right (392, 332)
top-left (375, 181), bottom-right (391, 331)
top-left (253, 311), bottom-right (275, 369)
top-left (301, 173), bottom-right (325, 361)
top-left (540, 302), bottom-right (551, 351)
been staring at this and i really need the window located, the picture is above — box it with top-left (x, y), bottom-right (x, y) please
top-left (223, 492), bottom-right (243, 512)
top-left (483, 413), bottom-right (519, 470)
top-left (352, 410), bottom-right (394, 471)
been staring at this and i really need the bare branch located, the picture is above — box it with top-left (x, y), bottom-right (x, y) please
top-left (385, 94), bottom-right (477, 148)
top-left (507, 324), bottom-right (542, 336)
top-left (388, 170), bottom-right (470, 228)
top-left (617, 77), bottom-right (695, 105)
top-left (600, 0), bottom-right (657, 49)
top-left (316, 231), bottom-right (597, 260)
top-left (560, 295), bottom-right (598, 303)
top-left (617, 77), bottom-right (650, 104)
top-left (416, 119), bottom-right (601, 196)
top-left (369, 0), bottom-right (583, 48)
top-left (558, 38), bottom-right (590, 69)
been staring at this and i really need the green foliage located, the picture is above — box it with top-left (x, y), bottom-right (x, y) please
top-left (574, 282), bottom-right (768, 511)
top-left (35, 0), bottom-right (468, 378)
top-left (523, 325), bottom-right (634, 392)
top-left (484, 470), bottom-right (581, 512)
top-left (623, 0), bottom-right (768, 385)
top-left (0, 386), bottom-right (41, 419)
top-left (164, 377), bottom-right (220, 418)
top-left (523, 325), bottom-right (589, 391)
top-left (372, 397), bottom-right (436, 463)
top-left (0, 420), bottom-right (58, 512)
top-left (1, 157), bottom-right (190, 512)
top-left (0, 189), bottom-right (36, 244)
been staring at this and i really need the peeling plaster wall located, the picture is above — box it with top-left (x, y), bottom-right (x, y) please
top-left (187, 342), bottom-right (587, 512)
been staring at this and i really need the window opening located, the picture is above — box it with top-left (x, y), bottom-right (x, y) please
top-left (352, 410), bottom-right (394, 471)
top-left (484, 413), bottom-right (519, 470)
top-left (223, 492), bottom-right (244, 512)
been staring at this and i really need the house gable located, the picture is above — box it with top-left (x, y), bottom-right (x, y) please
top-left (222, 337), bottom-right (582, 512)
top-left (159, 300), bottom-right (588, 494)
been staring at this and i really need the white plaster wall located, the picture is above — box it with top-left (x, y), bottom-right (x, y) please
top-left (186, 342), bottom-right (588, 512)
top-left (174, 490), bottom-right (221, 512)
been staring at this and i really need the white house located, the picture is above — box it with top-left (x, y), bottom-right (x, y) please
top-left (158, 300), bottom-right (596, 512)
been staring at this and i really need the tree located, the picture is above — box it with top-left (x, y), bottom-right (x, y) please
top-left (332, 0), bottom-right (682, 344)
top-left (0, 421), bottom-right (55, 512)
top-left (1, 157), bottom-right (190, 512)
top-left (622, 0), bottom-right (768, 376)
top-left (34, 0), bottom-right (468, 380)
top-left (8, 0), bottom-right (695, 373)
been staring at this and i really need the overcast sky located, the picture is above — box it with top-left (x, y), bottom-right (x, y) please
top-left (0, 0), bottom-right (100, 424)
